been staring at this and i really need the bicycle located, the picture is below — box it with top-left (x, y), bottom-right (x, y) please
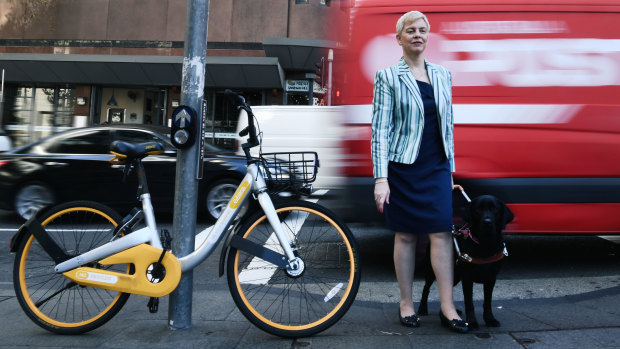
top-left (9, 89), bottom-right (361, 338)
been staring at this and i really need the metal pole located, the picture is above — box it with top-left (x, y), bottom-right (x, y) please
top-left (0, 69), bottom-right (4, 129)
top-left (168, 0), bottom-right (209, 330)
top-left (327, 49), bottom-right (333, 106)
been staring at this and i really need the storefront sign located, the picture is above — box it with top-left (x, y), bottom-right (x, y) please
top-left (204, 132), bottom-right (237, 139)
top-left (285, 80), bottom-right (310, 92)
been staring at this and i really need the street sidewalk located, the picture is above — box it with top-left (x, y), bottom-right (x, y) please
top-left (1, 278), bottom-right (619, 349)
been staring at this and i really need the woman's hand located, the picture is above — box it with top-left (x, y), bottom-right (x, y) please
top-left (451, 175), bottom-right (462, 191)
top-left (374, 179), bottom-right (390, 214)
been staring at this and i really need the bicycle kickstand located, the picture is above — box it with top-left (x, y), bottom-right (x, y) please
top-left (147, 229), bottom-right (173, 314)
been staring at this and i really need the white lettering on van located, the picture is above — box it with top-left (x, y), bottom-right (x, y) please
top-left (439, 21), bottom-right (569, 35)
top-left (441, 39), bottom-right (620, 86)
top-left (361, 34), bottom-right (620, 87)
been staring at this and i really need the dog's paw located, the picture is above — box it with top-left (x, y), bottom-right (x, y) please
top-left (467, 320), bottom-right (480, 331)
top-left (484, 317), bottom-right (501, 327)
top-left (417, 305), bottom-right (428, 316)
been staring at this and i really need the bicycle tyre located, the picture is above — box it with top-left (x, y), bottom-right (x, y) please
top-left (226, 200), bottom-right (361, 338)
top-left (13, 201), bottom-right (130, 334)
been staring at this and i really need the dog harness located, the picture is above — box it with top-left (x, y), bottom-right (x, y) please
top-left (453, 224), bottom-right (509, 264)
top-left (457, 249), bottom-right (507, 264)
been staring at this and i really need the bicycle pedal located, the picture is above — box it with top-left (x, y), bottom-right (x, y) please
top-left (147, 297), bottom-right (159, 313)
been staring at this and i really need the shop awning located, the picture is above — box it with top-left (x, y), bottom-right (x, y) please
top-left (262, 37), bottom-right (340, 71)
top-left (0, 53), bottom-right (285, 88)
top-left (205, 56), bottom-right (284, 88)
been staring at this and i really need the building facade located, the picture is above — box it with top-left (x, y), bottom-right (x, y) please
top-left (0, 0), bottom-right (347, 149)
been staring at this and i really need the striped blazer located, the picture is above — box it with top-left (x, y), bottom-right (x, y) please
top-left (371, 57), bottom-right (455, 179)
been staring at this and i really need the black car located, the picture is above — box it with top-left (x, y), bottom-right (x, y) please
top-left (0, 125), bottom-right (252, 220)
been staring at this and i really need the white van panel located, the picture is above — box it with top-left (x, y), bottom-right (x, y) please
top-left (0, 134), bottom-right (11, 152)
top-left (236, 106), bottom-right (345, 188)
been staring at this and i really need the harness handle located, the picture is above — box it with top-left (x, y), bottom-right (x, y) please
top-left (459, 187), bottom-right (472, 203)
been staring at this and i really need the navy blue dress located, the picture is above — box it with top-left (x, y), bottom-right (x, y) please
top-left (384, 80), bottom-right (453, 234)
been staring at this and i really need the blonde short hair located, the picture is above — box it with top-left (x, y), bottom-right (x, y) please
top-left (396, 11), bottom-right (430, 34)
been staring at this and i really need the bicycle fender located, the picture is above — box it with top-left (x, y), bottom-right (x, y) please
top-left (10, 207), bottom-right (71, 265)
top-left (9, 224), bottom-right (28, 253)
top-left (9, 205), bottom-right (51, 253)
top-left (218, 219), bottom-right (241, 277)
top-left (229, 235), bottom-right (290, 269)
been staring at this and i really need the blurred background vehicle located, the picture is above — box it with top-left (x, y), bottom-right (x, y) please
top-left (0, 125), bottom-right (254, 221)
top-left (334, 0), bottom-right (620, 234)
top-left (235, 105), bottom-right (345, 189)
top-left (0, 130), bottom-right (10, 152)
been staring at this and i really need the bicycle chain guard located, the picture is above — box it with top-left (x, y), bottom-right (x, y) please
top-left (62, 244), bottom-right (182, 298)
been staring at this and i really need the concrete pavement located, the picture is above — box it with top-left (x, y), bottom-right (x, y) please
top-left (1, 271), bottom-right (619, 348)
top-left (1, 214), bottom-right (618, 348)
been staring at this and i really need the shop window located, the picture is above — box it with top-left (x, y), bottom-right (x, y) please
top-left (286, 93), bottom-right (310, 105)
top-left (205, 90), bottom-right (262, 150)
top-left (3, 86), bottom-right (76, 148)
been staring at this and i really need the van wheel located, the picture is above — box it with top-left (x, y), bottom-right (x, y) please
top-left (15, 182), bottom-right (55, 220)
top-left (204, 179), bottom-right (249, 221)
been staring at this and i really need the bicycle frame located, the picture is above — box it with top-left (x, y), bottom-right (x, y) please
top-left (54, 161), bottom-right (296, 277)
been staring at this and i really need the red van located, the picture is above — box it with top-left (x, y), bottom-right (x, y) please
top-left (336, 0), bottom-right (620, 234)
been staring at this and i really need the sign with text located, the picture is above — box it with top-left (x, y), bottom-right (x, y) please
top-left (285, 79), bottom-right (310, 92)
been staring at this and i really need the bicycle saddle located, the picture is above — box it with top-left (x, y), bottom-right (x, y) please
top-left (109, 140), bottom-right (165, 164)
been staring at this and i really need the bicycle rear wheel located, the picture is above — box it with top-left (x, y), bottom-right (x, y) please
top-left (13, 201), bottom-right (130, 334)
top-left (226, 200), bottom-right (360, 338)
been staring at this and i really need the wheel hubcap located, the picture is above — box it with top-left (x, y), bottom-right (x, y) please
top-left (16, 185), bottom-right (53, 219)
top-left (285, 256), bottom-right (305, 277)
top-left (207, 182), bottom-right (247, 219)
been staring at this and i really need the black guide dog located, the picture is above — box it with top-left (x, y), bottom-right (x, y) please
top-left (417, 194), bottom-right (514, 330)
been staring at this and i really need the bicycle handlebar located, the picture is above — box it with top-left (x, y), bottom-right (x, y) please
top-left (224, 88), bottom-right (246, 106)
top-left (225, 89), bottom-right (259, 154)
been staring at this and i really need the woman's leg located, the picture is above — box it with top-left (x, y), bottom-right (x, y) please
top-left (429, 231), bottom-right (462, 320)
top-left (394, 232), bottom-right (418, 316)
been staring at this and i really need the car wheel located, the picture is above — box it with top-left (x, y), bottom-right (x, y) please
top-left (205, 179), bottom-right (249, 221)
top-left (15, 182), bottom-right (55, 220)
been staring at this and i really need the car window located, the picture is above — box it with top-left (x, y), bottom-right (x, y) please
top-left (47, 130), bottom-right (111, 154)
top-left (204, 142), bottom-right (224, 152)
top-left (115, 130), bottom-right (173, 150)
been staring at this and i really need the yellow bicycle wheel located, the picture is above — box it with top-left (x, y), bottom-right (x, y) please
top-left (226, 200), bottom-right (360, 338)
top-left (13, 201), bottom-right (130, 334)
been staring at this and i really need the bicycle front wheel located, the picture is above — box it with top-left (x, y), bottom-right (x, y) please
top-left (226, 200), bottom-right (361, 338)
top-left (13, 201), bottom-right (130, 334)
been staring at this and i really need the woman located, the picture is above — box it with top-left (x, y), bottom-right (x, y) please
top-left (371, 10), bottom-right (467, 333)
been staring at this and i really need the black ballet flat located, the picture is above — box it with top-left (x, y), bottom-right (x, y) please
top-left (439, 311), bottom-right (468, 333)
top-left (399, 310), bottom-right (420, 328)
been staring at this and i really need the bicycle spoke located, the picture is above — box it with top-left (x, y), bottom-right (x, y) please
top-left (34, 281), bottom-right (78, 308)
top-left (228, 201), bottom-right (360, 337)
top-left (14, 202), bottom-right (130, 334)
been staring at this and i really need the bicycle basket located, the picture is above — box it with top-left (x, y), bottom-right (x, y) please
top-left (260, 152), bottom-right (319, 185)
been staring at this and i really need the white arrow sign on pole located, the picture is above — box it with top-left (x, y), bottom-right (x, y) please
top-left (175, 108), bottom-right (192, 128)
